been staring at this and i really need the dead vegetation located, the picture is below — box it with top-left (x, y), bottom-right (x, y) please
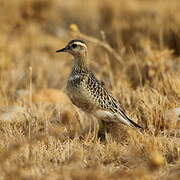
top-left (0, 0), bottom-right (180, 179)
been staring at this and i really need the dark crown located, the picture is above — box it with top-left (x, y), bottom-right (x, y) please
top-left (68, 39), bottom-right (86, 45)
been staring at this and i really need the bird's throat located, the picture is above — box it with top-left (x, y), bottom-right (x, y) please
top-left (73, 54), bottom-right (88, 70)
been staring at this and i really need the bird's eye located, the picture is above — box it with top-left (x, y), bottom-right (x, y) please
top-left (72, 44), bottom-right (77, 48)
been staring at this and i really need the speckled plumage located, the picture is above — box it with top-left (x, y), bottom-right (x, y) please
top-left (56, 40), bottom-right (143, 134)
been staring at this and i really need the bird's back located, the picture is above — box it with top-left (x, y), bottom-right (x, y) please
top-left (67, 66), bottom-right (124, 113)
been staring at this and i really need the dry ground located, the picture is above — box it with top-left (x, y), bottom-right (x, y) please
top-left (0, 0), bottom-right (180, 179)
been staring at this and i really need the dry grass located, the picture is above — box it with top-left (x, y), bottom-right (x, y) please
top-left (0, 0), bottom-right (180, 179)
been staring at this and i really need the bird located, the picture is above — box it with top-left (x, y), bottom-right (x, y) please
top-left (56, 39), bottom-right (143, 135)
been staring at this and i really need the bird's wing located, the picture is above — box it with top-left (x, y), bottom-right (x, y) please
top-left (85, 72), bottom-right (126, 112)
top-left (85, 72), bottom-right (143, 134)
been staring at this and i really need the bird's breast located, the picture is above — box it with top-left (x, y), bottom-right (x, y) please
top-left (66, 75), bottom-right (94, 112)
top-left (68, 74), bottom-right (82, 87)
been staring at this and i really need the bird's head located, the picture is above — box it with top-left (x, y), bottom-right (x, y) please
top-left (56, 39), bottom-right (87, 57)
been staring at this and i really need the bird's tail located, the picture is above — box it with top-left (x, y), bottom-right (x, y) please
top-left (117, 109), bottom-right (144, 135)
top-left (127, 117), bottom-right (144, 135)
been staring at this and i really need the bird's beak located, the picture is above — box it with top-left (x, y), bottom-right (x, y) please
top-left (56, 45), bottom-right (69, 53)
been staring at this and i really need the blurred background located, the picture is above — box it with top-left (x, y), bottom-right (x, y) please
top-left (0, 0), bottom-right (180, 179)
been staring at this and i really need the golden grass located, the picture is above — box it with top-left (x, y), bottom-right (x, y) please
top-left (0, 0), bottom-right (180, 179)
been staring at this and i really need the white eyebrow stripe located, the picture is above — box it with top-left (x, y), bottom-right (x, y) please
top-left (74, 42), bottom-right (87, 48)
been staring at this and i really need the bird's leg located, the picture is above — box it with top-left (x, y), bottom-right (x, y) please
top-left (97, 120), bottom-right (109, 140)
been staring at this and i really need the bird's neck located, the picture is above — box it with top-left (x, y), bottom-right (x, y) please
top-left (73, 53), bottom-right (88, 71)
